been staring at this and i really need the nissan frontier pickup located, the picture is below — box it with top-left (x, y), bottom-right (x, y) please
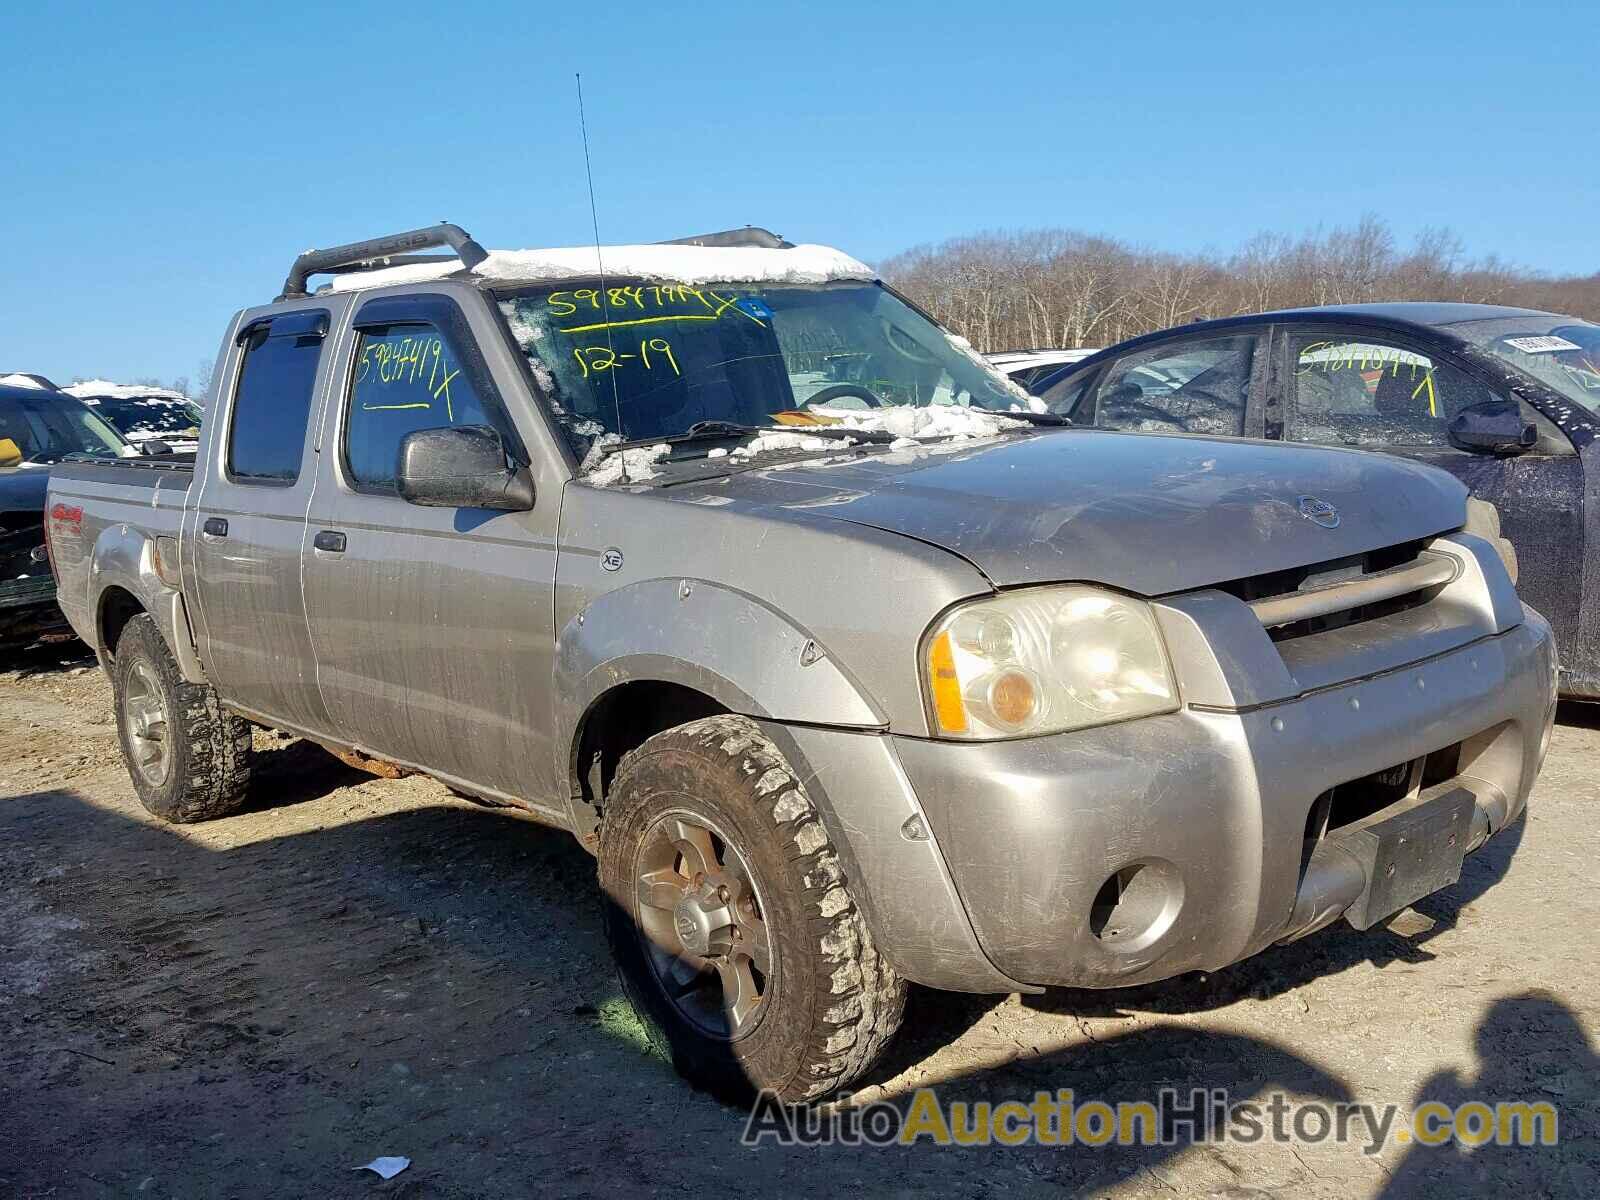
top-left (46, 224), bottom-right (1557, 1102)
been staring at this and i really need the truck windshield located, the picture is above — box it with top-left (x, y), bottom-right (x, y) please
top-left (0, 393), bottom-right (130, 466)
top-left (1448, 316), bottom-right (1600, 411)
top-left (496, 280), bottom-right (1023, 455)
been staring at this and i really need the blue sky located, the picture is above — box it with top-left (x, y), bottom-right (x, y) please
top-left (3, 0), bottom-right (1595, 388)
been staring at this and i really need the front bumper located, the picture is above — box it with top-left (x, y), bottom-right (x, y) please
top-left (892, 609), bottom-right (1555, 989)
top-left (771, 604), bottom-right (1555, 994)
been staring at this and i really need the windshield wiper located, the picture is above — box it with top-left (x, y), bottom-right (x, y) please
top-left (1003, 410), bottom-right (1073, 426)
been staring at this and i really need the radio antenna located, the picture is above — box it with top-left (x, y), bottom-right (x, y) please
top-left (576, 73), bottom-right (628, 482)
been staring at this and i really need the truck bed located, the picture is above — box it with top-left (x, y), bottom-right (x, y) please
top-left (46, 459), bottom-right (196, 643)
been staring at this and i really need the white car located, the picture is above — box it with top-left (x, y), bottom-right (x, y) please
top-left (985, 348), bottom-right (1098, 391)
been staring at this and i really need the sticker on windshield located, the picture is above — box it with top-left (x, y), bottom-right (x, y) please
top-left (735, 297), bottom-right (775, 322)
top-left (1503, 335), bottom-right (1583, 354)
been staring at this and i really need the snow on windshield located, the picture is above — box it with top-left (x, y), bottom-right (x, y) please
top-left (0, 374), bottom-right (47, 390)
top-left (580, 405), bottom-right (1026, 486)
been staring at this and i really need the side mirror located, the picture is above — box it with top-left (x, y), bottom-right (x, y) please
top-left (1446, 400), bottom-right (1536, 455)
top-left (140, 439), bottom-right (175, 456)
top-left (396, 425), bottom-right (535, 511)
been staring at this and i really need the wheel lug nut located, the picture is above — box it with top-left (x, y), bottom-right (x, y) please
top-left (718, 886), bottom-right (730, 901)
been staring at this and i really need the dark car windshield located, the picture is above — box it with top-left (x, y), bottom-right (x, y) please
top-left (0, 392), bottom-right (129, 466)
top-left (496, 280), bottom-right (1024, 457)
top-left (1446, 316), bottom-right (1600, 410)
top-left (85, 395), bottom-right (202, 439)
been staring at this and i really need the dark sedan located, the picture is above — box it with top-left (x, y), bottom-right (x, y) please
top-left (1034, 303), bottom-right (1600, 696)
top-left (0, 380), bottom-right (133, 645)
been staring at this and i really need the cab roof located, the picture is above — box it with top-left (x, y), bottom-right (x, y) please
top-left (279, 222), bottom-right (874, 300)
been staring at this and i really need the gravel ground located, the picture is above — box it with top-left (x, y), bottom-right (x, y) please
top-left (0, 641), bottom-right (1595, 1198)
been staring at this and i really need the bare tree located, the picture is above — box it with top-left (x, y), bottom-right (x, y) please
top-left (882, 218), bottom-right (1600, 353)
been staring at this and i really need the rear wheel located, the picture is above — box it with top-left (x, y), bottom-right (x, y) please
top-left (597, 715), bottom-right (905, 1103)
top-left (112, 614), bottom-right (252, 823)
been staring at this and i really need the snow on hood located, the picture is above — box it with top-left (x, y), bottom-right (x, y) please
top-left (581, 438), bottom-right (673, 487)
top-left (810, 405), bottom-right (1025, 442)
top-left (64, 379), bottom-right (190, 401)
top-left (327, 242), bottom-right (874, 293)
top-left (0, 374), bottom-right (47, 390)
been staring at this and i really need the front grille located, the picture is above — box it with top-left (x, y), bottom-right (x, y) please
top-left (1216, 540), bottom-right (1427, 604)
top-left (1215, 539), bottom-right (1453, 643)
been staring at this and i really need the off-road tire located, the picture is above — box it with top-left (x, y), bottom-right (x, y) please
top-left (112, 614), bottom-right (252, 823)
top-left (598, 715), bottom-right (906, 1104)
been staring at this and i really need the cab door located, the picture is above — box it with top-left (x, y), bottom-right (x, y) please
top-left (299, 289), bottom-right (567, 813)
top-left (187, 306), bottom-right (338, 735)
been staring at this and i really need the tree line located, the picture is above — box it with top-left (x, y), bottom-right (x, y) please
top-left (880, 216), bottom-right (1600, 353)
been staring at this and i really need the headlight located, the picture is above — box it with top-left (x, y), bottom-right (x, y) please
top-left (922, 586), bottom-right (1178, 739)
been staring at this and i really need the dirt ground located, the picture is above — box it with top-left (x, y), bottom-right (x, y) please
top-left (0, 641), bottom-right (1595, 1199)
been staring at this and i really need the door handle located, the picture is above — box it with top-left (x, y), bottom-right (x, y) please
top-left (202, 517), bottom-right (228, 538)
top-left (313, 529), bottom-right (347, 553)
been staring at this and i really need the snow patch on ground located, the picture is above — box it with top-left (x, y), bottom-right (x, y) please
top-left (328, 243), bottom-right (874, 293)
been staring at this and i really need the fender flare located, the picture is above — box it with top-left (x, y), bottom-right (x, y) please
top-left (89, 523), bottom-right (206, 684)
top-left (554, 577), bottom-right (887, 781)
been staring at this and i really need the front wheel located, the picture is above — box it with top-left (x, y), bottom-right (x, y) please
top-left (597, 715), bottom-right (906, 1103)
top-left (112, 614), bottom-right (253, 823)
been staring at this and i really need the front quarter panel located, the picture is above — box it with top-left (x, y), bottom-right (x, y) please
top-left (553, 479), bottom-right (996, 777)
top-left (556, 577), bottom-right (885, 730)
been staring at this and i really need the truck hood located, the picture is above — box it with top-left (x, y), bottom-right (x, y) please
top-left (698, 430), bottom-right (1468, 595)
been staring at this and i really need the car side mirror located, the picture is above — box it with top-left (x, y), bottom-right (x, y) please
top-left (396, 425), bottom-right (535, 510)
top-left (1446, 400), bottom-right (1537, 455)
top-left (140, 439), bottom-right (175, 456)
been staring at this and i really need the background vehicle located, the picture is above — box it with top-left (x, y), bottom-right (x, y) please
top-left (1, 378), bottom-right (132, 646)
top-left (45, 227), bottom-right (1554, 1103)
top-left (986, 347), bottom-right (1096, 390)
top-left (64, 380), bottom-right (203, 455)
top-left (1035, 304), bottom-right (1600, 697)
top-left (0, 372), bottom-right (63, 391)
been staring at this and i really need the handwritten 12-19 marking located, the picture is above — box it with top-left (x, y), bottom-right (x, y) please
top-left (573, 338), bottom-right (681, 380)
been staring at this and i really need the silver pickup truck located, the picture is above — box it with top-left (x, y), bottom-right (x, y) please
top-left (46, 224), bottom-right (1557, 1103)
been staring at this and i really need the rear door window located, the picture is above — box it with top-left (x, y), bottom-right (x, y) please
top-left (1088, 335), bottom-right (1258, 436)
top-left (227, 311), bottom-right (327, 483)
